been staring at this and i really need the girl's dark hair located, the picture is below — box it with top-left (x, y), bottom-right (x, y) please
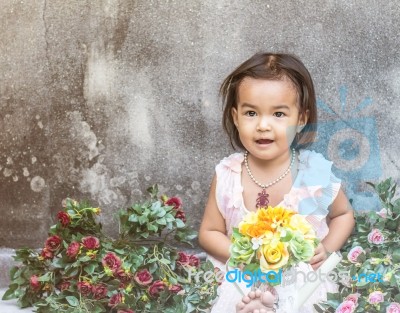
top-left (220, 52), bottom-right (317, 150)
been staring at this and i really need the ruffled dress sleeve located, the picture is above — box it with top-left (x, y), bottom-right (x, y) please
top-left (214, 153), bottom-right (245, 237)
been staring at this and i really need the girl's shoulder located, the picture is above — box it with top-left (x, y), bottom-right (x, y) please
top-left (215, 152), bottom-right (244, 174)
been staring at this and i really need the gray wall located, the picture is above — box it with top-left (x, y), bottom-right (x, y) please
top-left (1, 1), bottom-right (399, 248)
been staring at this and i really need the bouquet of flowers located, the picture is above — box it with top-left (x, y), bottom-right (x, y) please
top-left (317, 178), bottom-right (400, 313)
top-left (2, 185), bottom-right (219, 313)
top-left (229, 205), bottom-right (319, 285)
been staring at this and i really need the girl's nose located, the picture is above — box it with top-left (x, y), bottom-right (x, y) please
top-left (257, 116), bottom-right (271, 132)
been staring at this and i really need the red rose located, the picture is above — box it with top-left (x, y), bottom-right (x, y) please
top-left (175, 209), bottom-right (186, 223)
top-left (102, 252), bottom-right (122, 272)
top-left (77, 281), bottom-right (92, 296)
top-left (189, 255), bottom-right (200, 267)
top-left (40, 247), bottom-right (54, 260)
top-left (66, 242), bottom-right (80, 259)
top-left (108, 293), bottom-right (123, 308)
top-left (115, 268), bottom-right (132, 284)
top-left (133, 269), bottom-right (153, 286)
top-left (82, 236), bottom-right (100, 250)
top-left (176, 252), bottom-right (190, 266)
top-left (169, 284), bottom-right (183, 293)
top-left (30, 275), bottom-right (40, 290)
top-left (92, 283), bottom-right (108, 299)
top-left (165, 197), bottom-right (182, 209)
top-left (58, 281), bottom-right (71, 291)
top-left (45, 235), bottom-right (62, 252)
top-left (56, 211), bottom-right (70, 227)
top-left (148, 280), bottom-right (167, 298)
top-left (117, 310), bottom-right (135, 313)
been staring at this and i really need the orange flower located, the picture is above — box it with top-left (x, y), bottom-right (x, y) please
top-left (240, 221), bottom-right (271, 238)
top-left (262, 206), bottom-right (295, 230)
top-left (238, 212), bottom-right (272, 237)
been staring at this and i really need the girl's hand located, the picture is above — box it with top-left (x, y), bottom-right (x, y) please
top-left (309, 243), bottom-right (329, 270)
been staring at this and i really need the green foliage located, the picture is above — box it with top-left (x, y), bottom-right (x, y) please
top-left (317, 178), bottom-right (400, 312)
top-left (2, 185), bottom-right (218, 312)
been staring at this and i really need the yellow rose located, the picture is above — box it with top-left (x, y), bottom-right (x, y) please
top-left (289, 214), bottom-right (315, 238)
top-left (259, 241), bottom-right (289, 271)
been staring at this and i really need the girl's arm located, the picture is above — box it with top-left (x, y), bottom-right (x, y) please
top-left (310, 188), bottom-right (355, 270)
top-left (198, 175), bottom-right (231, 264)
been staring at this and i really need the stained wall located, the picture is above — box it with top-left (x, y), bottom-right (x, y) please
top-left (1, 1), bottom-right (399, 247)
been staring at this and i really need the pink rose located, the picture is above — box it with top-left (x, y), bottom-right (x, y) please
top-left (66, 242), bottom-right (80, 259)
top-left (108, 293), bottom-right (123, 308)
top-left (92, 283), bottom-right (108, 299)
top-left (377, 208), bottom-right (388, 218)
top-left (368, 290), bottom-right (384, 304)
top-left (82, 236), bottom-right (100, 250)
top-left (344, 293), bottom-right (360, 305)
top-left (102, 252), bottom-right (122, 272)
top-left (189, 255), bottom-right (200, 267)
top-left (77, 281), bottom-right (92, 296)
top-left (58, 281), bottom-right (71, 291)
top-left (165, 197), bottom-right (182, 209)
top-left (45, 235), bottom-right (62, 252)
top-left (133, 269), bottom-right (153, 286)
top-left (148, 280), bottom-right (167, 298)
top-left (40, 247), bottom-right (54, 260)
top-left (387, 302), bottom-right (400, 313)
top-left (368, 229), bottom-right (385, 244)
top-left (57, 211), bottom-right (71, 227)
top-left (117, 310), bottom-right (135, 313)
top-left (169, 284), bottom-right (183, 293)
top-left (335, 300), bottom-right (356, 313)
top-left (347, 246), bottom-right (365, 263)
top-left (177, 252), bottom-right (191, 266)
top-left (30, 275), bottom-right (40, 290)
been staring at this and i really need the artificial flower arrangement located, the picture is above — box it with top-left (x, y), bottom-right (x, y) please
top-left (229, 206), bottom-right (319, 284)
top-left (2, 185), bottom-right (219, 313)
top-left (317, 178), bottom-right (400, 313)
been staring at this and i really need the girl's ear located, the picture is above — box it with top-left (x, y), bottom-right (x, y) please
top-left (232, 107), bottom-right (238, 127)
top-left (297, 109), bottom-right (309, 133)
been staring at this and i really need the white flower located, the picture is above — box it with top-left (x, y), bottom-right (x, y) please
top-left (251, 237), bottom-right (263, 250)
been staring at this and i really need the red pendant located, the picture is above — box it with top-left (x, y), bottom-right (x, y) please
top-left (256, 189), bottom-right (269, 209)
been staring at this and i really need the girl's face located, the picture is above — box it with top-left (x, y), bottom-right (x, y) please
top-left (232, 77), bottom-right (306, 162)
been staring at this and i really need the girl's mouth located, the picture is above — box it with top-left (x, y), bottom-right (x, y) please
top-left (256, 139), bottom-right (274, 144)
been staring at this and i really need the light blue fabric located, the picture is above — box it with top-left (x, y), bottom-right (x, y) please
top-left (295, 150), bottom-right (341, 216)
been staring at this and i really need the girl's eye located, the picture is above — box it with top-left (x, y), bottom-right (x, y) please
top-left (274, 112), bottom-right (285, 117)
top-left (245, 111), bottom-right (256, 117)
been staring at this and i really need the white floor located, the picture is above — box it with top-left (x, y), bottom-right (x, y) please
top-left (0, 289), bottom-right (34, 312)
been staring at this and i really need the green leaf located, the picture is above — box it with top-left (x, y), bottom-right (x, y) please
top-left (147, 223), bottom-right (158, 232)
top-left (159, 258), bottom-right (171, 265)
top-left (65, 296), bottom-right (79, 307)
top-left (156, 217), bottom-right (167, 225)
top-left (38, 272), bottom-right (52, 282)
top-left (84, 263), bottom-right (96, 274)
top-left (139, 215), bottom-right (148, 225)
top-left (128, 214), bottom-right (138, 222)
top-left (175, 219), bottom-right (185, 228)
top-left (1, 284), bottom-right (18, 300)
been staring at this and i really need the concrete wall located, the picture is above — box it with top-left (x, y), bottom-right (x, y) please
top-left (1, 1), bottom-right (399, 248)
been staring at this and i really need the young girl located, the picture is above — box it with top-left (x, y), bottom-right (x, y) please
top-left (199, 53), bottom-right (355, 313)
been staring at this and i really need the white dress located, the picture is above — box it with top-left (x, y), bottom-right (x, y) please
top-left (209, 150), bottom-right (341, 313)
